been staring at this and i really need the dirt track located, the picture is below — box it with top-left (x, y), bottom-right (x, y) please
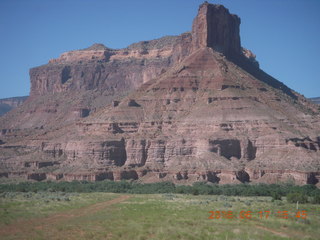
top-left (0, 195), bottom-right (131, 237)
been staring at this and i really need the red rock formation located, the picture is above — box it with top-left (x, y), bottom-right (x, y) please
top-left (0, 96), bottom-right (28, 117)
top-left (0, 3), bottom-right (319, 185)
top-left (192, 2), bottom-right (241, 57)
top-left (0, 35), bottom-right (194, 130)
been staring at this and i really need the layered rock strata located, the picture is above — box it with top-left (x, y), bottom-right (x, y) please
top-left (0, 35), bottom-right (193, 130)
top-left (0, 3), bottom-right (319, 185)
top-left (0, 96), bottom-right (28, 117)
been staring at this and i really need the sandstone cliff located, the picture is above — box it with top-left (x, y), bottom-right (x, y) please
top-left (0, 34), bottom-right (193, 130)
top-left (0, 3), bottom-right (319, 185)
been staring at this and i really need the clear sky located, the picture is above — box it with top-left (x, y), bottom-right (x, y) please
top-left (0, 0), bottom-right (319, 99)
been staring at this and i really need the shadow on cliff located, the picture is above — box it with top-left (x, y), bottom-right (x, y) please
top-left (230, 54), bottom-right (298, 100)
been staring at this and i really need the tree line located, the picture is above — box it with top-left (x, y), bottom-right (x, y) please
top-left (0, 181), bottom-right (319, 204)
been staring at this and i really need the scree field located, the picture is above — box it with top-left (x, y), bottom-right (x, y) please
top-left (0, 191), bottom-right (319, 240)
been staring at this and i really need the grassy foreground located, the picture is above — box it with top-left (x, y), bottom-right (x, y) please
top-left (0, 192), bottom-right (319, 240)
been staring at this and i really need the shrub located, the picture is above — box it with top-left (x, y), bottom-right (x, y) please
top-left (192, 189), bottom-right (199, 195)
top-left (271, 191), bottom-right (282, 201)
top-left (311, 194), bottom-right (320, 204)
top-left (0, 181), bottom-right (318, 199)
top-left (286, 192), bottom-right (308, 204)
top-left (223, 202), bottom-right (232, 208)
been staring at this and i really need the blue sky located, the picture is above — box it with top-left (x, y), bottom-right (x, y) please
top-left (0, 0), bottom-right (319, 99)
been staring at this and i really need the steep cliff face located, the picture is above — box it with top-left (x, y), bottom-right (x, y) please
top-left (0, 34), bottom-right (192, 130)
top-left (29, 35), bottom-right (195, 97)
top-left (0, 3), bottom-right (319, 185)
top-left (192, 3), bottom-right (241, 57)
top-left (0, 3), bottom-right (254, 131)
top-left (29, 37), bottom-right (181, 96)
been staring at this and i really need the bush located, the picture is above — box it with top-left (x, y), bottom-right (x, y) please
top-left (271, 191), bottom-right (282, 201)
top-left (311, 194), bottom-right (320, 204)
top-left (286, 192), bottom-right (308, 204)
top-left (192, 189), bottom-right (199, 195)
top-left (0, 181), bottom-right (318, 199)
top-left (223, 202), bottom-right (232, 208)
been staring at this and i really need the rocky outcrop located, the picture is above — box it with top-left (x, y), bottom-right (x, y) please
top-left (192, 2), bottom-right (241, 57)
top-left (0, 3), bottom-right (319, 186)
top-left (0, 96), bottom-right (28, 116)
top-left (29, 36), bottom-right (189, 97)
top-left (0, 34), bottom-right (193, 130)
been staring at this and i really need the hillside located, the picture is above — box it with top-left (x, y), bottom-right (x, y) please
top-left (0, 96), bottom-right (28, 117)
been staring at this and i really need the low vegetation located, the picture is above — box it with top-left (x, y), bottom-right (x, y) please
top-left (0, 180), bottom-right (319, 204)
top-left (0, 191), bottom-right (319, 240)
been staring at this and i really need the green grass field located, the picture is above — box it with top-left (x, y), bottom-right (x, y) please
top-left (0, 192), bottom-right (319, 240)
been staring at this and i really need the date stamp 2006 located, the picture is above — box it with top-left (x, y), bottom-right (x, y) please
top-left (208, 210), bottom-right (307, 220)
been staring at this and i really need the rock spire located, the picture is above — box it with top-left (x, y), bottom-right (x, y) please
top-left (192, 2), bottom-right (241, 57)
